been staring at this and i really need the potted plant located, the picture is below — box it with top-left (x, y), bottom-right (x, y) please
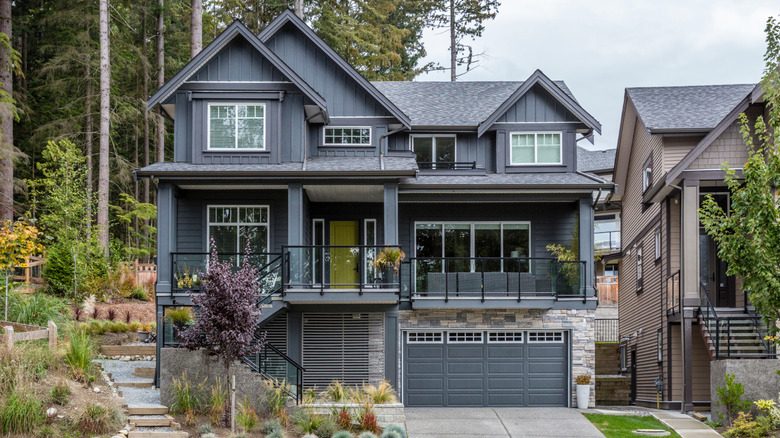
top-left (575, 374), bottom-right (591, 409)
top-left (138, 324), bottom-right (152, 343)
top-left (373, 247), bottom-right (405, 286)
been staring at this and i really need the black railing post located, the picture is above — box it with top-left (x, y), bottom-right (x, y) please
top-left (170, 254), bottom-right (176, 299)
top-left (716, 322), bottom-right (720, 360)
top-left (358, 246), bottom-right (364, 295)
top-left (727, 319), bottom-right (731, 358)
top-left (444, 260), bottom-right (449, 303)
top-left (320, 247), bottom-right (325, 295)
top-left (517, 259), bottom-right (522, 302)
top-left (480, 258), bottom-right (485, 303)
top-left (583, 261), bottom-right (587, 304)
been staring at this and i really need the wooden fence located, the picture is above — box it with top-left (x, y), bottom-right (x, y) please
top-left (1, 320), bottom-right (58, 350)
top-left (12, 255), bottom-right (45, 284)
top-left (133, 260), bottom-right (157, 288)
top-left (597, 275), bottom-right (618, 306)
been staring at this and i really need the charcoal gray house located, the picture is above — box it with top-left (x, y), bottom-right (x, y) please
top-left (136, 10), bottom-right (612, 408)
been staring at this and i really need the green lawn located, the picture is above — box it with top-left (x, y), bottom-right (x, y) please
top-left (583, 413), bottom-right (681, 438)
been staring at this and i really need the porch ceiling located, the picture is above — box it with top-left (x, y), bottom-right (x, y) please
top-left (304, 184), bottom-right (384, 202)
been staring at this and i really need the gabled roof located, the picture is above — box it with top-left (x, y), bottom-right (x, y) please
top-left (626, 84), bottom-right (755, 133)
top-left (258, 9), bottom-right (411, 128)
top-left (147, 20), bottom-right (328, 121)
top-left (478, 70), bottom-right (602, 137)
top-left (577, 147), bottom-right (616, 173)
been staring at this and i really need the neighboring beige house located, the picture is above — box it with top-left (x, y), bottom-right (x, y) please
top-left (609, 83), bottom-right (771, 411)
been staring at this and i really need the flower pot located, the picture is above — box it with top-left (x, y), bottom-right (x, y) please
top-left (576, 384), bottom-right (590, 409)
top-left (137, 331), bottom-right (149, 343)
top-left (381, 267), bottom-right (396, 288)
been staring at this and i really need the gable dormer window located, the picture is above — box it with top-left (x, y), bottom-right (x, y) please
top-left (323, 127), bottom-right (371, 146)
top-left (510, 132), bottom-right (561, 165)
top-left (208, 103), bottom-right (266, 150)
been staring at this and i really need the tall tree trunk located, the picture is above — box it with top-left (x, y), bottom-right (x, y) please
top-left (449, 0), bottom-right (456, 82)
top-left (142, 0), bottom-right (150, 261)
top-left (98, 0), bottom-right (110, 256)
top-left (85, 60), bottom-right (93, 239)
top-left (156, 0), bottom-right (165, 163)
top-left (190, 0), bottom-right (202, 58)
top-left (294, 0), bottom-right (304, 20)
top-left (0, 0), bottom-right (13, 221)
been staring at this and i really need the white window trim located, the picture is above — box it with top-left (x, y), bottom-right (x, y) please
top-left (322, 126), bottom-right (372, 146)
top-left (206, 205), bottom-right (271, 255)
top-left (508, 131), bottom-right (563, 166)
top-left (412, 221), bottom-right (532, 273)
top-left (654, 228), bottom-right (662, 260)
top-left (410, 134), bottom-right (457, 167)
top-left (206, 102), bottom-right (267, 151)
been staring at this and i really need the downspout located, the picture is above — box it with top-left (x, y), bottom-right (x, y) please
top-left (592, 188), bottom-right (603, 208)
top-left (379, 126), bottom-right (407, 171)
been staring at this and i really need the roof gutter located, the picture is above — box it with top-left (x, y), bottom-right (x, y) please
top-left (134, 170), bottom-right (417, 180)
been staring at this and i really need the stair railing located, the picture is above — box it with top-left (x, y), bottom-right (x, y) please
top-left (743, 290), bottom-right (776, 357)
top-left (699, 281), bottom-right (721, 358)
top-left (242, 342), bottom-right (305, 404)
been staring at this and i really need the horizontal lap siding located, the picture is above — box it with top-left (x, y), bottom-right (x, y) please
top-left (175, 190), bottom-right (288, 253)
top-left (662, 137), bottom-right (698, 172)
top-left (398, 202), bottom-right (576, 258)
top-left (670, 324), bottom-right (712, 403)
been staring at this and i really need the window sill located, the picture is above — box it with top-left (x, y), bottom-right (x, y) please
top-left (204, 149), bottom-right (270, 153)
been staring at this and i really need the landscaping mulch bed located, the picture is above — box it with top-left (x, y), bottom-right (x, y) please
top-left (94, 298), bottom-right (155, 324)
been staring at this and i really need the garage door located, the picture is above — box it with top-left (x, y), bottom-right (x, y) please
top-left (403, 330), bottom-right (568, 407)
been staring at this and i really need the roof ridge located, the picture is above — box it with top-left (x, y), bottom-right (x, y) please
top-left (627, 83), bottom-right (755, 90)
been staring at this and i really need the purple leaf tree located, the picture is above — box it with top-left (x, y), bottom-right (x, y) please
top-left (178, 237), bottom-right (264, 433)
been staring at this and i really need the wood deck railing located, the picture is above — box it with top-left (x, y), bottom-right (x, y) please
top-left (12, 255), bottom-right (45, 284)
top-left (597, 275), bottom-right (618, 306)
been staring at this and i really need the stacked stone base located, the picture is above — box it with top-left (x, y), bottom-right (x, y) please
top-left (301, 403), bottom-right (405, 427)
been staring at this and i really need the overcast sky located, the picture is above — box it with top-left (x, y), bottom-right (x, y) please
top-left (416, 0), bottom-right (778, 150)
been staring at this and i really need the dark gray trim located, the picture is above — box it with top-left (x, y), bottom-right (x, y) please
top-left (384, 311), bottom-right (399, 389)
top-left (680, 169), bottom-right (743, 181)
top-left (147, 20), bottom-right (329, 122)
top-left (477, 70), bottom-right (602, 137)
top-left (258, 10), bottom-right (411, 128)
top-left (665, 96), bottom-right (751, 183)
top-left (288, 184), bottom-right (304, 245)
top-left (179, 82), bottom-right (299, 91)
top-left (136, 170), bottom-right (416, 179)
top-left (579, 198), bottom-right (595, 297)
top-left (383, 183), bottom-right (399, 245)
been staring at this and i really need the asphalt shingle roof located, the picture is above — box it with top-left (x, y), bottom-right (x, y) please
top-left (577, 147), bottom-right (616, 173)
top-left (371, 81), bottom-right (575, 127)
top-left (400, 172), bottom-right (611, 188)
top-left (626, 84), bottom-right (755, 132)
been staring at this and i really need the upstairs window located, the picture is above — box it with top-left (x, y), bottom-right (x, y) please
top-left (208, 103), bottom-right (265, 150)
top-left (636, 245), bottom-right (643, 291)
top-left (510, 132), bottom-right (562, 165)
top-left (412, 135), bottom-right (456, 169)
top-left (323, 127), bottom-right (371, 146)
top-left (207, 206), bottom-right (269, 264)
top-left (642, 155), bottom-right (653, 192)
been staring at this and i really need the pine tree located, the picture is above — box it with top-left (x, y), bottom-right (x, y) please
top-left (0, 0), bottom-right (13, 220)
top-left (98, 0), bottom-right (110, 255)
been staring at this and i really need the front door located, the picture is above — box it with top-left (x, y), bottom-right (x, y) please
top-left (630, 349), bottom-right (637, 404)
top-left (700, 234), bottom-right (736, 307)
top-left (330, 221), bottom-right (359, 288)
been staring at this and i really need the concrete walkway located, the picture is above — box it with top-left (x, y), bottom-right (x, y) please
top-left (404, 407), bottom-right (604, 438)
top-left (648, 409), bottom-right (722, 438)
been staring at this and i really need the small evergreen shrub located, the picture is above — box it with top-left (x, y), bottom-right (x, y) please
top-left (381, 432), bottom-right (401, 438)
top-left (261, 418), bottom-right (283, 435)
top-left (36, 425), bottom-right (57, 438)
top-left (314, 416), bottom-right (339, 438)
top-left (383, 424), bottom-right (407, 438)
top-left (716, 374), bottom-right (752, 425)
top-left (267, 429), bottom-right (287, 438)
top-left (332, 431), bottom-right (355, 438)
top-left (724, 412), bottom-right (773, 438)
top-left (358, 433), bottom-right (378, 438)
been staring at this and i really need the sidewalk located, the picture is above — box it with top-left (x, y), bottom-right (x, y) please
top-left (648, 409), bottom-right (721, 438)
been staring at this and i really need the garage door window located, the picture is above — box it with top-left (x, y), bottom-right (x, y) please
top-left (488, 332), bottom-right (524, 343)
top-left (527, 331), bottom-right (563, 343)
top-left (407, 332), bottom-right (443, 344)
top-left (448, 331), bottom-right (483, 343)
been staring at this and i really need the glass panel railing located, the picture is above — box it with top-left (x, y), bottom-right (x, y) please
top-left (284, 246), bottom-right (402, 291)
top-left (410, 257), bottom-right (585, 299)
top-left (171, 252), bottom-right (281, 296)
top-left (594, 230), bottom-right (621, 252)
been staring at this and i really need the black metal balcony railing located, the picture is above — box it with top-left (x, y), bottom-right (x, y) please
top-left (406, 256), bottom-right (587, 302)
top-left (595, 318), bottom-right (619, 342)
top-left (243, 342), bottom-right (304, 405)
top-left (171, 252), bottom-right (282, 297)
top-left (417, 161), bottom-right (477, 170)
top-left (594, 230), bottom-right (620, 252)
top-left (283, 245), bottom-right (402, 294)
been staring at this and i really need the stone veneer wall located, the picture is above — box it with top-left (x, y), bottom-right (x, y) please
top-left (302, 403), bottom-right (405, 427)
top-left (397, 308), bottom-right (596, 407)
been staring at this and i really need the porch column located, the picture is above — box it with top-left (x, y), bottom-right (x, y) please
top-left (156, 183), bottom-right (177, 296)
top-left (579, 197), bottom-right (595, 297)
top-left (680, 181), bottom-right (699, 412)
top-left (383, 183), bottom-right (399, 245)
top-left (288, 183), bottom-right (304, 245)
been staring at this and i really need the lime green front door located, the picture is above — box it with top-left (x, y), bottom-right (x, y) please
top-left (330, 221), bottom-right (359, 288)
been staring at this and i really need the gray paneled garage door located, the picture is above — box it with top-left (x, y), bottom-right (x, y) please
top-left (403, 330), bottom-right (568, 407)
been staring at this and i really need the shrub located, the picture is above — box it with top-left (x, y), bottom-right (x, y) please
top-left (8, 292), bottom-right (67, 326)
top-left (36, 425), bottom-right (57, 438)
top-left (112, 321), bottom-right (130, 332)
top-left (208, 377), bottom-right (227, 425)
top-left (231, 434), bottom-right (247, 438)
top-left (575, 375), bottom-right (591, 385)
top-left (717, 374), bottom-right (752, 425)
top-left (363, 381), bottom-right (397, 404)
top-left (236, 397), bottom-right (258, 432)
top-left (261, 419), bottom-right (283, 435)
top-left (335, 408), bottom-right (352, 430)
top-left (42, 243), bottom-right (75, 296)
top-left (129, 287), bottom-right (149, 301)
top-left (358, 409), bottom-right (380, 435)
top-left (264, 379), bottom-right (290, 417)
top-left (76, 403), bottom-right (122, 435)
top-left (303, 434), bottom-right (319, 438)
top-left (724, 412), bottom-right (773, 438)
top-left (267, 430), bottom-right (287, 438)
top-left (381, 431), bottom-right (401, 438)
top-left (65, 327), bottom-right (95, 382)
top-left (383, 424), bottom-right (407, 438)
top-left (333, 431), bottom-right (355, 438)
top-left (106, 307), bottom-right (118, 321)
top-left (165, 306), bottom-right (194, 327)
top-left (128, 321), bottom-right (141, 332)
top-left (0, 388), bottom-right (45, 434)
top-left (197, 423), bottom-right (213, 435)
top-left (292, 409), bottom-right (325, 434)
top-left (358, 433), bottom-right (378, 438)
top-left (325, 380), bottom-right (348, 402)
top-left (170, 372), bottom-right (205, 425)
top-left (50, 381), bottom-right (70, 405)
top-left (72, 304), bottom-right (84, 321)
top-left (90, 306), bottom-right (100, 320)
top-left (201, 434), bottom-right (216, 438)
top-left (314, 416), bottom-right (339, 438)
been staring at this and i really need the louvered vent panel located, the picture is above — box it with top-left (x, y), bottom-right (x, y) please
top-left (302, 313), bottom-right (383, 388)
top-left (262, 314), bottom-right (287, 353)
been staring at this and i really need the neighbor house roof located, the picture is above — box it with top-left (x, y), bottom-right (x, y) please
top-left (371, 78), bottom-right (575, 128)
top-left (134, 156), bottom-right (418, 179)
top-left (577, 147), bottom-right (615, 173)
top-left (626, 84), bottom-right (755, 133)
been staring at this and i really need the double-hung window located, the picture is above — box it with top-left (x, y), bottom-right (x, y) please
top-left (412, 135), bottom-right (456, 169)
top-left (510, 132), bottom-right (562, 165)
top-left (208, 103), bottom-right (265, 150)
top-left (208, 206), bottom-right (269, 264)
top-left (323, 127), bottom-right (371, 146)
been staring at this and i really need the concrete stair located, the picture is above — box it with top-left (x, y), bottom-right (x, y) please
top-left (698, 312), bottom-right (773, 360)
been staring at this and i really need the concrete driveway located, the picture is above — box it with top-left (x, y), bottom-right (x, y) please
top-left (404, 407), bottom-right (604, 438)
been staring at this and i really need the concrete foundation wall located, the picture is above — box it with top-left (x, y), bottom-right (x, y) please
top-left (160, 348), bottom-right (268, 411)
top-left (711, 359), bottom-right (780, 420)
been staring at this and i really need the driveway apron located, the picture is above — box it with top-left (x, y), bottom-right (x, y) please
top-left (404, 407), bottom-right (605, 438)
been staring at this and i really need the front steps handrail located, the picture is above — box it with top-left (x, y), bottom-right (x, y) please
top-left (242, 341), bottom-right (305, 404)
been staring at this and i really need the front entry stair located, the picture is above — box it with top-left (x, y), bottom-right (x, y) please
top-left (698, 309), bottom-right (775, 360)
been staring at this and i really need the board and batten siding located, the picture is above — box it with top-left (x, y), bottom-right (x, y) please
top-left (174, 190), bottom-right (288, 253)
top-left (190, 37), bottom-right (286, 82)
top-left (495, 84), bottom-right (580, 124)
top-left (264, 24), bottom-right (392, 118)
